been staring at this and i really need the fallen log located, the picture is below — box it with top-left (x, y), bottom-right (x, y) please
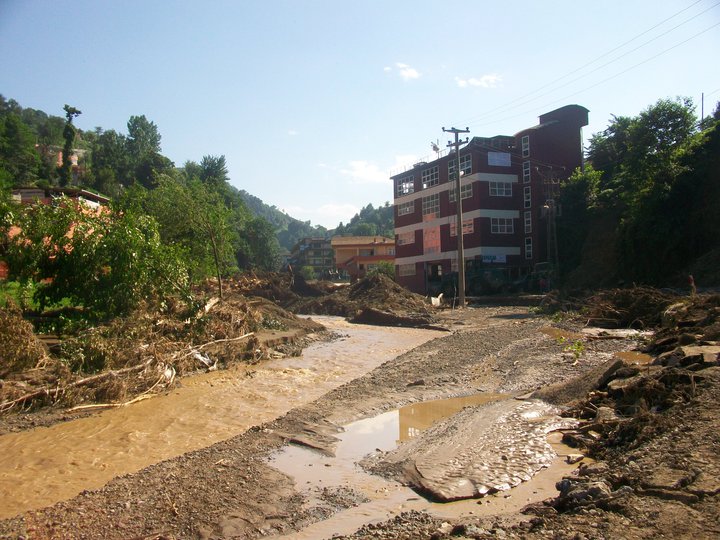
top-left (0, 356), bottom-right (156, 412)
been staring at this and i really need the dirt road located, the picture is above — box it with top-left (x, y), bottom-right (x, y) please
top-left (0, 304), bottom-right (716, 539)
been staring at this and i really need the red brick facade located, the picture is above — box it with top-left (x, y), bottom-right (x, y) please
top-left (391, 105), bottom-right (588, 294)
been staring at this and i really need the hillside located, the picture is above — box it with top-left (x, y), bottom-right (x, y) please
top-left (237, 189), bottom-right (327, 251)
top-left (238, 190), bottom-right (395, 251)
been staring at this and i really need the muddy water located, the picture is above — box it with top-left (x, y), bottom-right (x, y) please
top-left (0, 317), bottom-right (443, 520)
top-left (614, 350), bottom-right (654, 365)
top-left (270, 396), bottom-right (582, 540)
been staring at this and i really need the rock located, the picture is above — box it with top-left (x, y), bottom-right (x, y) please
top-left (613, 366), bottom-right (641, 379)
top-left (556, 478), bottom-right (612, 503)
top-left (531, 358), bottom-right (625, 405)
top-left (606, 375), bottom-right (643, 394)
top-left (578, 461), bottom-right (609, 477)
top-left (594, 406), bottom-right (620, 422)
top-left (566, 454), bottom-right (585, 464)
top-left (678, 333), bottom-right (698, 345)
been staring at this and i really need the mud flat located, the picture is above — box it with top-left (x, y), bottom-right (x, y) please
top-left (0, 305), bottom-right (656, 539)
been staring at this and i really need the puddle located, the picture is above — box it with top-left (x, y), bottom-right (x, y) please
top-left (398, 393), bottom-right (508, 442)
top-left (540, 327), bottom-right (585, 341)
top-left (269, 396), bottom-right (583, 539)
top-left (614, 350), bottom-right (654, 365)
top-left (0, 317), bottom-right (444, 520)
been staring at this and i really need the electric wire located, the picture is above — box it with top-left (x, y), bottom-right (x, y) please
top-left (463, 0), bottom-right (714, 127)
top-left (463, 20), bottom-right (720, 133)
top-left (469, 2), bottom-right (720, 127)
top-left (461, 0), bottom-right (720, 128)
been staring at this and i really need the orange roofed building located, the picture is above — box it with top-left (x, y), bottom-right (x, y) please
top-left (331, 236), bottom-right (395, 280)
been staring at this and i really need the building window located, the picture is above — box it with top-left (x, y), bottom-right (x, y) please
top-left (398, 201), bottom-right (414, 216)
top-left (398, 263), bottom-right (416, 276)
top-left (523, 161), bottom-right (531, 183)
top-left (521, 135), bottom-right (530, 158)
top-left (524, 211), bottom-right (532, 234)
top-left (450, 217), bottom-right (474, 237)
top-left (488, 152), bottom-right (511, 167)
top-left (460, 154), bottom-right (472, 176)
top-left (423, 226), bottom-right (441, 254)
top-left (422, 166), bottom-right (439, 189)
top-left (449, 183), bottom-right (472, 202)
top-left (397, 231), bottom-right (414, 245)
top-left (396, 174), bottom-right (415, 196)
top-left (489, 181), bottom-right (512, 197)
top-left (490, 217), bottom-right (514, 234)
top-left (451, 258), bottom-right (458, 272)
top-left (525, 237), bottom-right (533, 259)
top-left (422, 193), bottom-right (440, 217)
top-left (524, 186), bottom-right (532, 209)
top-left (447, 154), bottom-right (471, 181)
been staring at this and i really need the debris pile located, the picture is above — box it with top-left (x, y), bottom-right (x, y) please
top-left (517, 293), bottom-right (720, 537)
top-left (0, 286), bottom-right (322, 421)
top-left (581, 287), bottom-right (681, 328)
top-left (292, 273), bottom-right (438, 328)
top-left (0, 302), bottom-right (49, 378)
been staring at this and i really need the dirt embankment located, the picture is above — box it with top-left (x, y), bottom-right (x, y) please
top-left (339, 290), bottom-right (720, 540)
top-left (0, 286), bottom-right (717, 539)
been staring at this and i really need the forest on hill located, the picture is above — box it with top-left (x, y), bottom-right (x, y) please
top-left (558, 97), bottom-right (720, 289)
top-left (0, 96), bottom-right (288, 317)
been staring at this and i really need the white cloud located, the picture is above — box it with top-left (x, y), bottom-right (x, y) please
top-left (282, 203), bottom-right (359, 227)
top-left (396, 62), bottom-right (420, 80)
top-left (455, 74), bottom-right (502, 88)
top-left (341, 160), bottom-right (387, 184)
top-left (341, 154), bottom-right (419, 185)
top-left (317, 203), bottom-right (360, 221)
top-left (287, 129), bottom-right (298, 136)
top-left (385, 62), bottom-right (420, 80)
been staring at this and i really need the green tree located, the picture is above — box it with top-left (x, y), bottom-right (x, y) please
top-left (0, 113), bottom-right (40, 186)
top-left (240, 216), bottom-right (281, 271)
top-left (199, 155), bottom-right (229, 188)
top-left (367, 260), bottom-right (395, 280)
top-left (90, 129), bottom-right (130, 188)
top-left (126, 115), bottom-right (168, 188)
top-left (144, 175), bottom-right (237, 298)
top-left (2, 199), bottom-right (188, 318)
top-left (126, 115), bottom-right (161, 158)
top-left (59, 105), bottom-right (81, 186)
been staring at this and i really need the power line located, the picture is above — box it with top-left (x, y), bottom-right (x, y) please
top-left (478, 2), bottom-right (719, 124)
top-left (464, 20), bottom-right (720, 135)
top-left (459, 0), bottom-right (719, 128)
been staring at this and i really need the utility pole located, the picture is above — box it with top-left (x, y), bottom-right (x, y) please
top-left (443, 126), bottom-right (470, 308)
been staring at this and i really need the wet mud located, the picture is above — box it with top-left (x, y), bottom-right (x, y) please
top-left (0, 317), bottom-right (442, 519)
top-left (0, 305), bottom-right (656, 539)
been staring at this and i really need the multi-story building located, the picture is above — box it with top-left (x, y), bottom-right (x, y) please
top-left (288, 237), bottom-right (334, 278)
top-left (391, 104), bottom-right (588, 294)
top-left (331, 235), bottom-right (395, 280)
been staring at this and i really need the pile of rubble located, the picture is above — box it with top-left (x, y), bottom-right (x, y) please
top-left (519, 292), bottom-right (720, 538)
top-left (0, 287), bottom-right (322, 425)
top-left (291, 273), bottom-right (439, 328)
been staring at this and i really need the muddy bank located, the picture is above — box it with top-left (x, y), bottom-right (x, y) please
top-left (0, 304), bottom-right (643, 539)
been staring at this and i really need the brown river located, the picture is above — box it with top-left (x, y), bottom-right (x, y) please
top-left (0, 317), bottom-right (444, 520)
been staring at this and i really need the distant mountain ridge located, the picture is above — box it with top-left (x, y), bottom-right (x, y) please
top-left (237, 189), bottom-right (394, 251)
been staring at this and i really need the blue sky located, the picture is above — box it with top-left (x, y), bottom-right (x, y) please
top-left (1, 0), bottom-right (718, 228)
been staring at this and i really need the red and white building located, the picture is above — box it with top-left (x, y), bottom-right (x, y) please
top-left (391, 105), bottom-right (588, 294)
